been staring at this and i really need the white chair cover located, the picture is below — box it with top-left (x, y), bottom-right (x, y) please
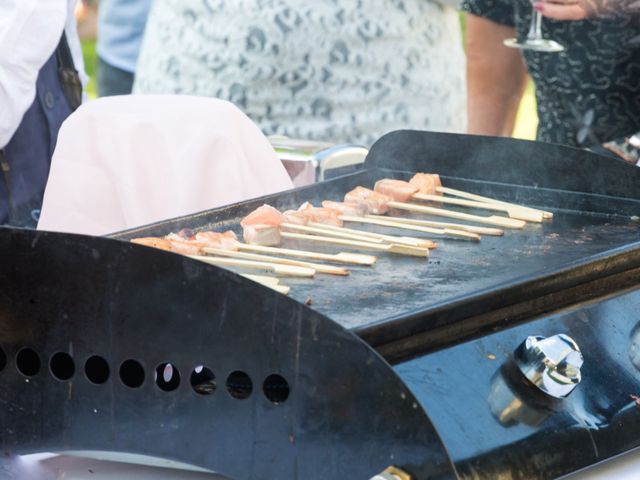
top-left (38, 95), bottom-right (293, 235)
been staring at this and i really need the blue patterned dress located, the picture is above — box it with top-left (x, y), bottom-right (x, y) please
top-left (463, 0), bottom-right (640, 147)
top-left (133, 0), bottom-right (466, 145)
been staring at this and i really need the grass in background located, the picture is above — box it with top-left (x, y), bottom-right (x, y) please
top-left (514, 82), bottom-right (537, 140)
top-left (81, 39), bottom-right (97, 98)
top-left (79, 33), bottom-right (538, 139)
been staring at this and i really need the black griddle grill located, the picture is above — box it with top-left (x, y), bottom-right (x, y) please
top-left (1, 131), bottom-right (639, 479)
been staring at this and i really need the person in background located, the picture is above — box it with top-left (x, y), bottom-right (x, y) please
top-left (132, 0), bottom-right (466, 146)
top-left (463, 0), bottom-right (640, 151)
top-left (97, 0), bottom-right (152, 96)
top-left (76, 0), bottom-right (98, 40)
top-left (0, 0), bottom-right (85, 227)
top-left (534, 0), bottom-right (640, 166)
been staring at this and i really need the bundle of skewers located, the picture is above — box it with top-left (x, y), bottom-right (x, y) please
top-left (131, 173), bottom-right (552, 295)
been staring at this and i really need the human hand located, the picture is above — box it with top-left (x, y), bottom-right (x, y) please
top-left (533, 0), bottom-right (589, 20)
top-left (534, 0), bottom-right (640, 19)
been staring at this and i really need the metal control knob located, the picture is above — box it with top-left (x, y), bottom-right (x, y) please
top-left (514, 333), bottom-right (583, 398)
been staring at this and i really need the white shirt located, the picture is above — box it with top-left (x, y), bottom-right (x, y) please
top-left (0, 0), bottom-right (86, 149)
top-left (134, 0), bottom-right (466, 146)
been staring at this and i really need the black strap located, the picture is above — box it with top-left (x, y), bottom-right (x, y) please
top-left (55, 32), bottom-right (82, 111)
top-left (0, 149), bottom-right (17, 222)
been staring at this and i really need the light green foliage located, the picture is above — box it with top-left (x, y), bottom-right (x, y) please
top-left (81, 39), bottom-right (97, 98)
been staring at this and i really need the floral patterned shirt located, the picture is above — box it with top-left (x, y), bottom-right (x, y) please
top-left (134, 0), bottom-right (466, 145)
top-left (463, 0), bottom-right (640, 147)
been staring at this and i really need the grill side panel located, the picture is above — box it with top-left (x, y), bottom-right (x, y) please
top-left (0, 228), bottom-right (455, 480)
top-left (395, 285), bottom-right (640, 479)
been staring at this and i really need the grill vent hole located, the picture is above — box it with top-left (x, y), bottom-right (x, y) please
top-left (85, 355), bottom-right (110, 384)
top-left (191, 366), bottom-right (216, 395)
top-left (50, 352), bottom-right (75, 381)
top-left (119, 359), bottom-right (145, 388)
top-left (155, 363), bottom-right (180, 392)
top-left (0, 346), bottom-right (6, 372)
top-left (263, 374), bottom-right (290, 404)
top-left (226, 371), bottom-right (252, 399)
top-left (16, 348), bottom-right (40, 377)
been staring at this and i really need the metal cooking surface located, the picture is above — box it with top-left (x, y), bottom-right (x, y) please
top-left (113, 167), bottom-right (640, 333)
top-left (284, 212), bottom-right (638, 329)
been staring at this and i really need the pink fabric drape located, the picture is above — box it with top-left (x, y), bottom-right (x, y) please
top-left (38, 95), bottom-right (293, 235)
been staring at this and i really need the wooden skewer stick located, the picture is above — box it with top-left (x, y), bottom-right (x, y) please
top-left (307, 222), bottom-right (437, 249)
top-left (237, 243), bottom-right (377, 266)
top-left (285, 221), bottom-right (435, 250)
top-left (339, 215), bottom-right (481, 242)
top-left (386, 201), bottom-right (526, 229)
top-left (241, 275), bottom-right (291, 295)
top-left (203, 247), bottom-right (349, 276)
top-left (281, 231), bottom-right (429, 257)
top-left (365, 214), bottom-right (504, 236)
top-left (281, 222), bottom-right (385, 244)
top-left (190, 255), bottom-right (315, 277)
top-left (268, 284), bottom-right (291, 295)
top-left (436, 186), bottom-right (553, 220)
top-left (413, 192), bottom-right (543, 223)
top-left (241, 274), bottom-right (280, 286)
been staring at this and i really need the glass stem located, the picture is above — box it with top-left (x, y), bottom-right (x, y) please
top-left (527, 10), bottom-right (543, 40)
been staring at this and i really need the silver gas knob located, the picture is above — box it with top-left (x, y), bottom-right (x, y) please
top-left (514, 333), bottom-right (583, 398)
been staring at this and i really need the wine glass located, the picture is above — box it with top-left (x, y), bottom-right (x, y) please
top-left (504, 3), bottom-right (565, 52)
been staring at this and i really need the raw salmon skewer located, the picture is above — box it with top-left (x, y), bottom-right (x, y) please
top-left (374, 177), bottom-right (542, 223)
top-left (336, 216), bottom-right (480, 242)
top-left (152, 218), bottom-right (346, 275)
top-left (285, 203), bottom-right (435, 247)
top-left (240, 203), bottom-right (344, 243)
top-left (344, 187), bottom-right (392, 214)
top-left (202, 247), bottom-right (349, 276)
top-left (321, 200), bottom-right (367, 217)
top-left (241, 203), bottom-right (430, 256)
top-left (306, 222), bottom-right (438, 249)
top-left (294, 198), bottom-right (476, 242)
top-left (130, 233), bottom-right (292, 292)
top-left (364, 215), bottom-right (504, 236)
top-left (441, 187), bottom-right (553, 220)
top-left (236, 244), bottom-right (377, 266)
top-left (131, 227), bottom-right (315, 284)
top-left (408, 173), bottom-right (551, 221)
top-left (190, 255), bottom-right (316, 278)
top-left (131, 229), bottom-right (240, 256)
top-left (388, 199), bottom-right (525, 229)
top-left (280, 231), bottom-right (429, 258)
top-left (348, 186), bottom-right (526, 229)
top-left (240, 204), bottom-right (285, 246)
top-left (296, 202), bottom-right (343, 226)
top-left (130, 210), bottom-right (376, 267)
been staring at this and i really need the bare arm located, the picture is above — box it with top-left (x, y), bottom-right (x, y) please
top-left (466, 14), bottom-right (529, 136)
